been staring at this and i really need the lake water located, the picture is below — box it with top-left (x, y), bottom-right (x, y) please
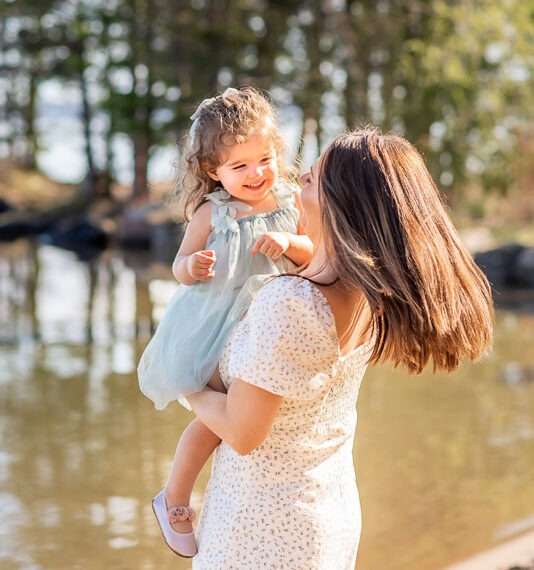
top-left (1, 240), bottom-right (534, 570)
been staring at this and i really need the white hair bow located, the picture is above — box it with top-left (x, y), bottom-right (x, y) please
top-left (189, 87), bottom-right (240, 143)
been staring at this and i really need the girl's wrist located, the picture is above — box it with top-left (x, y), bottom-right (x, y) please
top-left (173, 254), bottom-right (198, 285)
top-left (283, 232), bottom-right (293, 252)
top-left (185, 255), bottom-right (194, 280)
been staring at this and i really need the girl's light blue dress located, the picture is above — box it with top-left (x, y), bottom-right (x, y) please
top-left (138, 181), bottom-right (300, 410)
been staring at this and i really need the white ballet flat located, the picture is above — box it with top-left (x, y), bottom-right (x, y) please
top-left (152, 490), bottom-right (198, 558)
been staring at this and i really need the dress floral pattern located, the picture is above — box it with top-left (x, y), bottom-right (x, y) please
top-left (193, 276), bottom-right (374, 570)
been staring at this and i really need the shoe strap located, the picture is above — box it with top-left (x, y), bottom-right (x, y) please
top-left (167, 505), bottom-right (196, 524)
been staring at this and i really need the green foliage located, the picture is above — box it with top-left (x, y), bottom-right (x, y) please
top-left (399, 0), bottom-right (534, 193)
top-left (1, 0), bottom-right (533, 199)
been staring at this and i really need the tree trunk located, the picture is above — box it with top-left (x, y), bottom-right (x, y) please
top-left (79, 59), bottom-right (95, 175)
top-left (22, 71), bottom-right (37, 170)
top-left (127, 0), bottom-right (154, 202)
top-left (345, 1), bottom-right (370, 127)
top-left (132, 134), bottom-right (149, 201)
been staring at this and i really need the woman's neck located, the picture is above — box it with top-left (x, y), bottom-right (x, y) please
top-left (300, 243), bottom-right (338, 284)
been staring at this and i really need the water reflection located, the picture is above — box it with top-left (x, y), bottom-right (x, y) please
top-left (0, 241), bottom-right (194, 570)
top-left (0, 240), bottom-right (533, 570)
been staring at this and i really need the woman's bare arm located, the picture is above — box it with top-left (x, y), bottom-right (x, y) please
top-left (186, 379), bottom-right (282, 455)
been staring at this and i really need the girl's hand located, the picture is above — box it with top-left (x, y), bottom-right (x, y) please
top-left (187, 250), bottom-right (216, 281)
top-left (251, 232), bottom-right (290, 260)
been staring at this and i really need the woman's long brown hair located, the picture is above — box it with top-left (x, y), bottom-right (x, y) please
top-left (320, 128), bottom-right (494, 373)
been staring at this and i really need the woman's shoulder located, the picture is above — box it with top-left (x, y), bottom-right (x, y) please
top-left (253, 275), bottom-right (332, 327)
top-left (256, 274), bottom-right (313, 299)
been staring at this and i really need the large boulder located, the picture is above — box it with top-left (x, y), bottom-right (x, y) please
top-left (150, 220), bottom-right (185, 264)
top-left (115, 203), bottom-right (185, 264)
top-left (115, 205), bottom-right (153, 247)
top-left (474, 244), bottom-right (526, 288)
top-left (0, 215), bottom-right (55, 240)
top-left (39, 217), bottom-right (109, 261)
top-left (511, 247), bottom-right (534, 287)
top-left (0, 197), bottom-right (14, 214)
top-left (47, 217), bottom-right (108, 248)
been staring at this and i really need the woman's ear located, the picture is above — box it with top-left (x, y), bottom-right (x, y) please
top-left (207, 170), bottom-right (219, 181)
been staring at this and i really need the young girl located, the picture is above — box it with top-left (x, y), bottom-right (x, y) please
top-left (137, 87), bottom-right (313, 558)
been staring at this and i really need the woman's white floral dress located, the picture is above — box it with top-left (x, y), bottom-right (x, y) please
top-left (193, 276), bottom-right (374, 570)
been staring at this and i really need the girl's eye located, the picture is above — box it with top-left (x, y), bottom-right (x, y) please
top-left (232, 164), bottom-right (246, 170)
top-left (261, 156), bottom-right (273, 163)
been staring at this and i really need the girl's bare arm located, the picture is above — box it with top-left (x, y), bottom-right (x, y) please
top-left (250, 188), bottom-right (313, 265)
top-left (172, 202), bottom-right (214, 285)
top-left (251, 232), bottom-right (313, 265)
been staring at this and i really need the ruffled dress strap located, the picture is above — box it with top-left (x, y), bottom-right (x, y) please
top-left (271, 180), bottom-right (298, 210)
top-left (204, 189), bottom-right (252, 235)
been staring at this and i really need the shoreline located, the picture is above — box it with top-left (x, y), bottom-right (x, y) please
top-left (440, 530), bottom-right (534, 570)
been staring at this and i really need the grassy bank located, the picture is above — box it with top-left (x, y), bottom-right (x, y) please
top-left (0, 160), bottom-right (77, 210)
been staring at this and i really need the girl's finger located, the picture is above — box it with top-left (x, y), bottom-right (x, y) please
top-left (197, 270), bottom-right (214, 280)
top-left (250, 239), bottom-right (263, 256)
top-left (199, 249), bottom-right (216, 259)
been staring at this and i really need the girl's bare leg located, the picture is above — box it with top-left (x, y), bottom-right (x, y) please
top-left (164, 369), bottom-right (225, 533)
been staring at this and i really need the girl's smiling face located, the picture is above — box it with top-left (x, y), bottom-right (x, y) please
top-left (208, 134), bottom-right (278, 205)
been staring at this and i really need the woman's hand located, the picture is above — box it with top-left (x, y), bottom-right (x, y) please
top-left (251, 232), bottom-right (290, 260)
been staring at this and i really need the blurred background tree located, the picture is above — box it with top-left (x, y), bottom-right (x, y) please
top-left (0, 0), bottom-right (533, 212)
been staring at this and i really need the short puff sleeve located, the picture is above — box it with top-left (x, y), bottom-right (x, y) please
top-left (228, 276), bottom-right (339, 400)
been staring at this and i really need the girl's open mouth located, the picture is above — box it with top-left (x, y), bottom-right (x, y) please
top-left (244, 180), bottom-right (265, 190)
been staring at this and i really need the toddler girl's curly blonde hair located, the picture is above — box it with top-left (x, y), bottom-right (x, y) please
top-left (172, 87), bottom-right (293, 220)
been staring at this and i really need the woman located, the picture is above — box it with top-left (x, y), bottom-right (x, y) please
top-left (186, 127), bottom-right (493, 569)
